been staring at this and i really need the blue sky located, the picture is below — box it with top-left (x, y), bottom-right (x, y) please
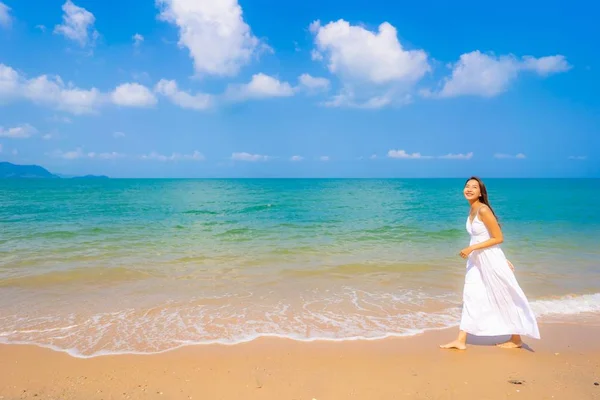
top-left (0, 0), bottom-right (598, 178)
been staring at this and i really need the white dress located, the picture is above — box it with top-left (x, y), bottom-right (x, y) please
top-left (460, 209), bottom-right (540, 339)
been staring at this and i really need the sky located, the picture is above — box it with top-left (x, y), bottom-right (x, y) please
top-left (0, 0), bottom-right (598, 178)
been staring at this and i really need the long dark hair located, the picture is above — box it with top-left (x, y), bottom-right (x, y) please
top-left (465, 176), bottom-right (500, 223)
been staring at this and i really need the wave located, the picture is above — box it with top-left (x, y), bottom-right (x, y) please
top-left (353, 226), bottom-right (464, 242)
top-left (215, 227), bottom-right (253, 236)
top-left (531, 293), bottom-right (600, 315)
top-left (237, 204), bottom-right (274, 214)
top-left (183, 204), bottom-right (275, 216)
top-left (182, 209), bottom-right (220, 215)
top-left (11, 226), bottom-right (122, 241)
top-left (0, 292), bottom-right (598, 358)
top-left (280, 262), bottom-right (437, 277)
top-left (31, 230), bottom-right (78, 239)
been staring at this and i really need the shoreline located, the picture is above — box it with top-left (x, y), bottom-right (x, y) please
top-left (2, 322), bottom-right (599, 399)
top-left (0, 325), bottom-right (462, 360)
top-left (2, 307), bottom-right (599, 360)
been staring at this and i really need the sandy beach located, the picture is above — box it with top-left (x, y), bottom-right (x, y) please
top-left (1, 322), bottom-right (599, 400)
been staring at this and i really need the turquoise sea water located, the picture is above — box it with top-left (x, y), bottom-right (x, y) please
top-left (1, 179), bottom-right (599, 357)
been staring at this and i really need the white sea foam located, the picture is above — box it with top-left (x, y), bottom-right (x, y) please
top-left (531, 293), bottom-right (600, 315)
top-left (1, 291), bottom-right (599, 358)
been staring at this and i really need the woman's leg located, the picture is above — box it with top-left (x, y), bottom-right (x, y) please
top-left (496, 334), bottom-right (523, 349)
top-left (440, 330), bottom-right (468, 350)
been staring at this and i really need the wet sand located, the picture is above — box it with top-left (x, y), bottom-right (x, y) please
top-left (1, 323), bottom-right (599, 400)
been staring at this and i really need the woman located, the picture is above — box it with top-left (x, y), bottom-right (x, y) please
top-left (440, 176), bottom-right (540, 350)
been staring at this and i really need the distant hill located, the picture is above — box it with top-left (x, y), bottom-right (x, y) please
top-left (71, 175), bottom-right (110, 179)
top-left (0, 162), bottom-right (109, 179)
top-left (0, 162), bottom-right (58, 178)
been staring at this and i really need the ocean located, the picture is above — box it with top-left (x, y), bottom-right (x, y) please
top-left (1, 178), bottom-right (599, 357)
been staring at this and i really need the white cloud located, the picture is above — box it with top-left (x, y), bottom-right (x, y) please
top-left (1, 63), bottom-right (163, 114)
top-left (0, 64), bottom-right (102, 114)
top-left (113, 131), bottom-right (126, 138)
top-left (568, 155), bottom-right (587, 160)
top-left (309, 20), bottom-right (429, 109)
top-left (111, 83), bottom-right (157, 107)
top-left (51, 148), bottom-right (125, 160)
top-left (521, 55), bottom-right (571, 76)
top-left (439, 52), bottom-right (518, 98)
top-left (54, 148), bottom-right (84, 159)
top-left (308, 20), bottom-right (321, 34)
top-left (0, 2), bottom-right (12, 28)
top-left (24, 75), bottom-right (102, 114)
top-left (438, 51), bottom-right (571, 98)
top-left (439, 152), bottom-right (474, 160)
top-left (133, 33), bottom-right (144, 46)
top-left (386, 150), bottom-right (473, 159)
top-left (370, 154), bottom-right (378, 159)
top-left (319, 155), bottom-right (330, 161)
top-left (298, 73), bottom-right (330, 92)
top-left (494, 153), bottom-right (526, 159)
top-left (155, 79), bottom-right (212, 110)
top-left (290, 155), bottom-right (303, 161)
top-left (36, 24), bottom-right (47, 32)
top-left (231, 152), bottom-right (270, 162)
top-left (156, 0), bottom-right (261, 77)
top-left (311, 20), bottom-right (430, 84)
top-left (322, 90), bottom-right (407, 109)
top-left (311, 49), bottom-right (323, 61)
top-left (0, 124), bottom-right (37, 139)
top-left (226, 73), bottom-right (295, 100)
top-left (54, 0), bottom-right (99, 47)
top-left (42, 134), bottom-right (53, 140)
top-left (88, 151), bottom-right (125, 160)
top-left (0, 63), bottom-right (21, 99)
top-left (387, 149), bottom-right (433, 159)
top-left (140, 151), bottom-right (204, 161)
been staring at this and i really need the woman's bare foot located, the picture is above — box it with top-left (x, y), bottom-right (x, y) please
top-left (439, 340), bottom-right (467, 350)
top-left (496, 335), bottom-right (523, 349)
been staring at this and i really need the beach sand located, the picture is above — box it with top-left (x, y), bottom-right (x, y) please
top-left (1, 323), bottom-right (599, 400)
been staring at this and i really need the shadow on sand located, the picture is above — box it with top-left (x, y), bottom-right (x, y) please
top-left (467, 334), bottom-right (535, 352)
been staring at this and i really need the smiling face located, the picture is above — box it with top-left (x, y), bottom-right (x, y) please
top-left (463, 179), bottom-right (482, 202)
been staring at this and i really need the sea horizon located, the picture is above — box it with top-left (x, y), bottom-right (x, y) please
top-left (5, 176), bottom-right (599, 180)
